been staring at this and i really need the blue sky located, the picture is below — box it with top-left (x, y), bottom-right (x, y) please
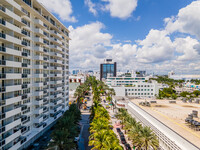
top-left (38, 0), bottom-right (200, 74)
top-left (69, 0), bottom-right (191, 41)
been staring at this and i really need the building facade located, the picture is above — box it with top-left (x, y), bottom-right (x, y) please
top-left (106, 74), bottom-right (149, 86)
top-left (69, 75), bottom-right (85, 84)
top-left (100, 59), bottom-right (116, 80)
top-left (111, 81), bottom-right (161, 98)
top-left (0, 0), bottom-right (69, 149)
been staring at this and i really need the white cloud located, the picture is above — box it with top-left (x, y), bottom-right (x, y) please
top-left (68, 22), bottom-right (112, 69)
top-left (106, 43), bottom-right (137, 66)
top-left (102, 0), bottom-right (138, 19)
top-left (68, 1), bottom-right (200, 74)
top-left (38, 0), bottom-right (77, 22)
top-left (136, 29), bottom-right (174, 63)
top-left (165, 1), bottom-right (200, 39)
top-left (173, 36), bottom-right (199, 61)
top-left (69, 22), bottom-right (112, 53)
top-left (84, 0), bottom-right (97, 16)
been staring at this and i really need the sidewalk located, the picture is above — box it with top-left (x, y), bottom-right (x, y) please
top-left (101, 97), bottom-right (132, 150)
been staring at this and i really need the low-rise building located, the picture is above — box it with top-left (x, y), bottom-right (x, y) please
top-left (110, 81), bottom-right (161, 98)
top-left (69, 75), bottom-right (85, 84)
top-left (106, 74), bottom-right (149, 86)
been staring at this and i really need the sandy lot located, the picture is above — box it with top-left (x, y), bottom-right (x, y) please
top-left (131, 99), bottom-right (200, 148)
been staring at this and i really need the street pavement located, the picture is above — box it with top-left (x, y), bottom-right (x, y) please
top-left (78, 92), bottom-right (93, 150)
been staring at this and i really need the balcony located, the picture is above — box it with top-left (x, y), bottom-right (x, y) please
top-left (3, 60), bottom-right (21, 68)
top-left (34, 46), bottom-right (43, 52)
top-left (4, 96), bottom-right (22, 106)
top-left (50, 80), bottom-right (62, 85)
top-left (34, 91), bottom-right (43, 96)
top-left (34, 64), bottom-right (43, 69)
top-left (5, 0), bottom-right (22, 12)
top-left (34, 55), bottom-right (43, 61)
top-left (33, 107), bottom-right (43, 114)
top-left (5, 130), bottom-right (21, 145)
top-left (34, 73), bottom-right (43, 78)
top-left (0, 33), bottom-right (22, 46)
top-left (0, 73), bottom-right (21, 79)
top-left (34, 19), bottom-right (44, 28)
top-left (5, 118), bottom-right (21, 133)
top-left (34, 28), bottom-right (44, 36)
top-left (0, 6), bottom-right (22, 25)
top-left (50, 30), bottom-right (62, 39)
top-left (57, 67), bottom-right (62, 71)
top-left (33, 115), bottom-right (44, 124)
top-left (0, 19), bottom-right (21, 35)
top-left (34, 98), bottom-right (44, 105)
top-left (34, 37), bottom-right (44, 44)
top-left (5, 107), bottom-right (21, 119)
top-left (34, 82), bottom-right (44, 87)
top-left (1, 85), bottom-right (21, 93)
top-left (0, 46), bottom-right (21, 57)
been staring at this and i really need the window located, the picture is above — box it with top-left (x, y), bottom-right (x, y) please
top-left (23, 0), bottom-right (32, 6)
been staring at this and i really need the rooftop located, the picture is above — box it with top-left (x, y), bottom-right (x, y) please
top-left (131, 99), bottom-right (200, 148)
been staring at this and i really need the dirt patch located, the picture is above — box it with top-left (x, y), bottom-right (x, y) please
top-left (153, 105), bottom-right (169, 108)
top-left (182, 105), bottom-right (198, 108)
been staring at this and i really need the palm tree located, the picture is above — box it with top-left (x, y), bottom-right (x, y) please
top-left (127, 122), bottom-right (143, 146)
top-left (136, 126), bottom-right (159, 150)
top-left (49, 129), bottom-right (75, 150)
top-left (101, 132), bottom-right (123, 150)
top-left (89, 129), bottom-right (122, 150)
top-left (124, 115), bottom-right (137, 134)
top-left (116, 108), bottom-right (129, 129)
top-left (90, 118), bottom-right (111, 133)
top-left (74, 83), bottom-right (89, 109)
top-left (89, 130), bottom-right (109, 149)
top-left (89, 77), bottom-right (123, 150)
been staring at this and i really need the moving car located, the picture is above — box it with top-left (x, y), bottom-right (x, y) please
top-left (120, 137), bottom-right (126, 144)
top-left (119, 131), bottom-right (124, 137)
top-left (116, 128), bottom-right (121, 132)
top-left (125, 143), bottom-right (131, 150)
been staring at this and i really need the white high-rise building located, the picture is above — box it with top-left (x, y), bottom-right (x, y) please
top-left (0, 0), bottom-right (69, 149)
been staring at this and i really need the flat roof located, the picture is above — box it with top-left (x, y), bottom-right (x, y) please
top-left (131, 99), bottom-right (200, 148)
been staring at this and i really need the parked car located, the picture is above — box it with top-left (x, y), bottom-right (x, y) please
top-left (116, 128), bottom-right (121, 132)
top-left (119, 131), bottom-right (124, 137)
top-left (125, 143), bottom-right (131, 150)
top-left (120, 137), bottom-right (126, 144)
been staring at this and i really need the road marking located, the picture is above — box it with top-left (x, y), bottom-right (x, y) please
top-left (151, 108), bottom-right (200, 139)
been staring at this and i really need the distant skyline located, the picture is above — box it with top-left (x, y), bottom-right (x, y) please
top-left (38, 0), bottom-right (200, 74)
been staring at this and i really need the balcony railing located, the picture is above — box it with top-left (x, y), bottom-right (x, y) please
top-left (0, 33), bottom-right (6, 39)
top-left (0, 18), bottom-right (6, 25)
top-left (0, 46), bottom-right (6, 52)
top-left (0, 6), bottom-right (5, 12)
